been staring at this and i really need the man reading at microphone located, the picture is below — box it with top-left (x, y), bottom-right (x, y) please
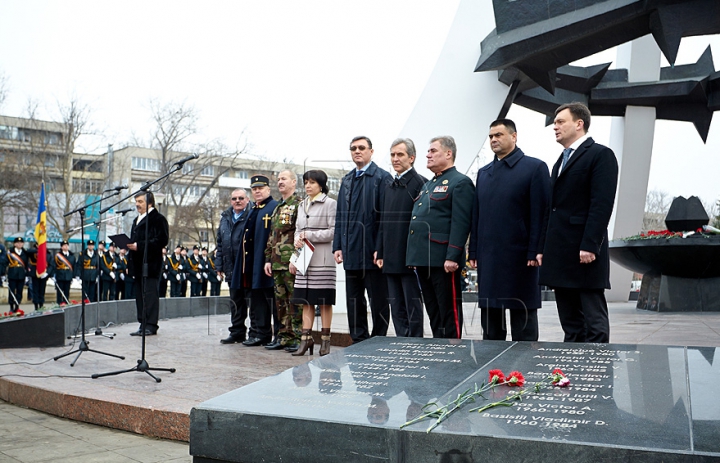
top-left (127, 191), bottom-right (169, 336)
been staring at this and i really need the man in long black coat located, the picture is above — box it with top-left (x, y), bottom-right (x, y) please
top-left (127, 191), bottom-right (169, 336)
top-left (469, 119), bottom-right (550, 341)
top-left (376, 138), bottom-right (427, 337)
top-left (539, 103), bottom-right (619, 343)
top-left (231, 175), bottom-right (278, 346)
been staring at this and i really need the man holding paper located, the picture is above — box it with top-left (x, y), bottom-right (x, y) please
top-left (127, 191), bottom-right (169, 336)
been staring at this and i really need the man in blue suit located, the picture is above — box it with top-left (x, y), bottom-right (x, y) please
top-left (539, 103), bottom-right (619, 343)
top-left (231, 175), bottom-right (278, 346)
top-left (469, 119), bottom-right (550, 341)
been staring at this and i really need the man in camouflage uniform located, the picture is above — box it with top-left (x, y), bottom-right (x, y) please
top-left (263, 170), bottom-right (303, 351)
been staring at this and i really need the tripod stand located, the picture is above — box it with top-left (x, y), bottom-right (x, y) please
top-left (54, 199), bottom-right (126, 366)
top-left (93, 164), bottom-right (187, 382)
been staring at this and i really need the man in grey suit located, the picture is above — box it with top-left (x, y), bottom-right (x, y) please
top-left (539, 102), bottom-right (619, 343)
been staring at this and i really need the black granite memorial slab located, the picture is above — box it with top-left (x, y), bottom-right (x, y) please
top-left (190, 338), bottom-right (720, 463)
top-left (687, 346), bottom-right (720, 454)
top-left (404, 342), bottom-right (693, 461)
top-left (190, 338), bottom-right (510, 463)
top-left (0, 310), bottom-right (65, 348)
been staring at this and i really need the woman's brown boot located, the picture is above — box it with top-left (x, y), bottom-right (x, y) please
top-left (319, 328), bottom-right (331, 356)
top-left (292, 330), bottom-right (314, 356)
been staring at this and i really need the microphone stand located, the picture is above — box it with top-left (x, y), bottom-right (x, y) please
top-left (89, 198), bottom-right (132, 339)
top-left (53, 196), bottom-right (126, 367)
top-left (65, 213), bottom-right (129, 338)
top-left (93, 164), bottom-right (185, 382)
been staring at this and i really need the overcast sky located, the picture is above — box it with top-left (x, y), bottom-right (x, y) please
top-left (1, 1), bottom-right (719, 208)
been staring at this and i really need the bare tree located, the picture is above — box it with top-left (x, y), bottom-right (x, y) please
top-left (643, 189), bottom-right (671, 231)
top-left (148, 98), bottom-right (199, 171)
top-left (0, 69), bottom-right (8, 111)
top-left (16, 95), bottom-right (98, 241)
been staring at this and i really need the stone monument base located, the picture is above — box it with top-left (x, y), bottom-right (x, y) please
top-left (637, 273), bottom-right (720, 312)
top-left (190, 337), bottom-right (720, 462)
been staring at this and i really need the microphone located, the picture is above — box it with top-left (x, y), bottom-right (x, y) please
top-left (103, 184), bottom-right (128, 193)
top-left (172, 153), bottom-right (199, 167)
top-left (115, 208), bottom-right (134, 215)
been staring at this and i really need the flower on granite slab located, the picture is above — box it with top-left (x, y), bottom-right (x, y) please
top-left (488, 369), bottom-right (505, 384)
top-left (551, 368), bottom-right (570, 387)
top-left (506, 371), bottom-right (525, 387)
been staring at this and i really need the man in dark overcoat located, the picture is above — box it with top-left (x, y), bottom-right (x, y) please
top-left (469, 119), bottom-right (550, 341)
top-left (376, 138), bottom-right (427, 337)
top-left (231, 175), bottom-right (278, 346)
top-left (333, 135), bottom-right (392, 343)
top-left (406, 136), bottom-right (474, 339)
top-left (127, 191), bottom-right (170, 336)
top-left (539, 102), bottom-right (619, 343)
top-left (216, 189), bottom-right (252, 343)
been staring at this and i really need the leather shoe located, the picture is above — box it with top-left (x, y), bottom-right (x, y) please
top-left (242, 337), bottom-right (268, 347)
top-left (284, 344), bottom-right (299, 353)
top-left (264, 339), bottom-right (284, 350)
top-left (220, 335), bottom-right (245, 344)
top-left (130, 329), bottom-right (156, 336)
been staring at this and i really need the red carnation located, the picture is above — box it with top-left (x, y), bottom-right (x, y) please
top-left (506, 371), bottom-right (525, 387)
top-left (17, 309), bottom-right (24, 316)
top-left (488, 369), bottom-right (505, 384)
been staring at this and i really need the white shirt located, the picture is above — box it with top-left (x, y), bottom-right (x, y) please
top-left (136, 206), bottom-right (155, 224)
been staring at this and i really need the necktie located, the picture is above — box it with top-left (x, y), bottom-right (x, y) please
top-left (355, 170), bottom-right (364, 178)
top-left (561, 148), bottom-right (573, 171)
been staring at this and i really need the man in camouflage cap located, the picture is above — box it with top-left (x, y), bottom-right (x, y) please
top-left (263, 170), bottom-right (303, 351)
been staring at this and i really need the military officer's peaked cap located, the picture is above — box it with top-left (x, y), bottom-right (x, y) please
top-left (87, 240), bottom-right (96, 245)
top-left (61, 240), bottom-right (69, 246)
top-left (14, 237), bottom-right (23, 243)
top-left (250, 175), bottom-right (270, 188)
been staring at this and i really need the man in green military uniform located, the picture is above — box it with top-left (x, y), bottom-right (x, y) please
top-left (406, 136), bottom-right (474, 339)
top-left (263, 170), bottom-right (302, 351)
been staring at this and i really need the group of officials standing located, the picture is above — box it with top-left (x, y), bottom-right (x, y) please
top-left (3, 102), bottom-right (618, 346)
top-left (217, 101), bottom-right (618, 351)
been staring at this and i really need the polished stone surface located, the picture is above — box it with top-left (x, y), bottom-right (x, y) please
top-left (609, 236), bottom-right (720, 279)
top-left (191, 338), bottom-right (720, 462)
top-left (637, 273), bottom-right (720, 312)
top-left (3, 300), bottom-right (720, 451)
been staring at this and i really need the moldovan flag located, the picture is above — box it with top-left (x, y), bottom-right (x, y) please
top-left (34, 182), bottom-right (48, 276)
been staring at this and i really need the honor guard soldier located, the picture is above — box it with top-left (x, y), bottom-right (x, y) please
top-left (199, 247), bottom-right (210, 296)
top-left (116, 248), bottom-right (128, 300)
top-left (168, 244), bottom-right (184, 297)
top-left (207, 249), bottom-right (221, 296)
top-left (28, 243), bottom-right (52, 310)
top-left (180, 246), bottom-right (189, 297)
top-left (100, 242), bottom-right (119, 301)
top-left (53, 240), bottom-right (75, 305)
top-left (76, 240), bottom-right (100, 302)
top-left (188, 245), bottom-right (203, 297)
top-left (158, 246), bottom-right (169, 298)
top-left (7, 237), bottom-right (29, 312)
top-left (0, 242), bottom-right (7, 287)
